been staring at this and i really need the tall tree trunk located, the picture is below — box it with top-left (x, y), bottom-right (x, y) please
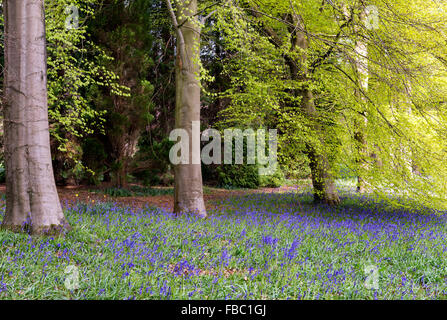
top-left (248, 4), bottom-right (339, 205)
top-left (1, 0), bottom-right (70, 235)
top-left (110, 122), bottom-right (140, 189)
top-left (117, 157), bottom-right (129, 188)
top-left (287, 12), bottom-right (340, 205)
top-left (166, 0), bottom-right (207, 217)
top-left (353, 7), bottom-right (369, 193)
top-left (299, 87), bottom-right (340, 205)
top-left (354, 115), bottom-right (368, 193)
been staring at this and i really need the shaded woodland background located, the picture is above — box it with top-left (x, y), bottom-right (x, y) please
top-left (0, 0), bottom-right (446, 210)
top-left (0, 0), bottom-right (292, 190)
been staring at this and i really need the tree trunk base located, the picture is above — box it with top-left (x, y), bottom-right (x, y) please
top-left (313, 192), bottom-right (341, 206)
top-left (357, 176), bottom-right (367, 193)
top-left (174, 197), bottom-right (207, 218)
top-left (1, 219), bottom-right (71, 237)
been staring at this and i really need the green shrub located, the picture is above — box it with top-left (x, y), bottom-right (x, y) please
top-left (133, 137), bottom-right (175, 186)
top-left (102, 187), bottom-right (133, 197)
top-left (217, 164), bottom-right (260, 189)
top-left (134, 169), bottom-right (161, 186)
top-left (259, 165), bottom-right (286, 188)
top-left (280, 153), bottom-right (311, 180)
top-left (212, 128), bottom-right (287, 189)
top-left (216, 162), bottom-right (286, 189)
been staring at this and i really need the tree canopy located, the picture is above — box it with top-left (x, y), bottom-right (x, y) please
top-left (1, 0), bottom-right (446, 213)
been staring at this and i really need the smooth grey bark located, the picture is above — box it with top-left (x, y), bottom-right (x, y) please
top-left (166, 0), bottom-right (207, 217)
top-left (1, 0), bottom-right (70, 235)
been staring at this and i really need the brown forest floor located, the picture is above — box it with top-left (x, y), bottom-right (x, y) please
top-left (0, 184), bottom-right (303, 212)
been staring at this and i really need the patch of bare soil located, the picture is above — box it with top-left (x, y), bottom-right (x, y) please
top-left (0, 183), bottom-right (304, 212)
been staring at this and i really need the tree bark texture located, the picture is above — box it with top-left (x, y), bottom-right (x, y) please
top-left (168, 0), bottom-right (207, 217)
top-left (2, 0), bottom-right (70, 235)
top-left (286, 12), bottom-right (340, 205)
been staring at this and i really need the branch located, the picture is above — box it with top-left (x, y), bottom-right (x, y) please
top-left (165, 0), bottom-right (186, 63)
top-left (201, 9), bottom-right (217, 23)
top-left (246, 7), bottom-right (284, 48)
top-left (332, 63), bottom-right (403, 137)
top-left (309, 6), bottom-right (354, 73)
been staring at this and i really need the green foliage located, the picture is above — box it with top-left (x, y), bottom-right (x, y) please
top-left (217, 163), bottom-right (286, 189)
top-left (211, 0), bottom-right (447, 210)
top-left (86, 0), bottom-right (156, 187)
top-left (0, 164), bottom-right (5, 184)
top-left (213, 127), bottom-right (283, 189)
top-left (81, 137), bottom-right (108, 185)
top-left (129, 185), bottom-right (173, 196)
top-left (100, 188), bottom-right (133, 197)
top-left (133, 136), bottom-right (175, 186)
top-left (217, 164), bottom-right (260, 189)
top-left (135, 171), bottom-right (161, 187)
top-left (45, 0), bottom-right (128, 152)
top-left (0, 0), bottom-right (128, 183)
top-left (259, 166), bottom-right (286, 188)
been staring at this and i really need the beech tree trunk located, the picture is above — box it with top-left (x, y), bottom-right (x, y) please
top-left (166, 0), bottom-right (207, 217)
top-left (287, 12), bottom-right (340, 205)
top-left (1, 0), bottom-right (70, 235)
top-left (353, 7), bottom-right (369, 194)
top-left (354, 117), bottom-right (368, 193)
top-left (248, 5), bottom-right (340, 205)
top-left (300, 88), bottom-right (340, 206)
